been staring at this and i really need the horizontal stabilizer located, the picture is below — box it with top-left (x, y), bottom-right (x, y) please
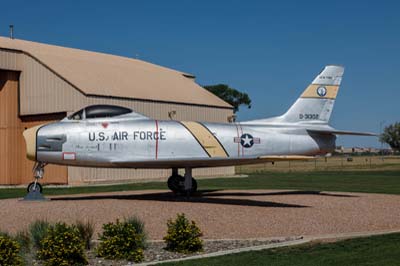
top-left (307, 129), bottom-right (377, 136)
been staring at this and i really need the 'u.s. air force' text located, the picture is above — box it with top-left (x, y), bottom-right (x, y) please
top-left (88, 130), bottom-right (167, 142)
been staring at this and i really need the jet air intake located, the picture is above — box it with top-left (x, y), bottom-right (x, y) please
top-left (23, 125), bottom-right (41, 161)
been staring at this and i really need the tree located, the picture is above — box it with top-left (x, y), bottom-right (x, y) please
top-left (380, 122), bottom-right (400, 151)
top-left (203, 84), bottom-right (251, 113)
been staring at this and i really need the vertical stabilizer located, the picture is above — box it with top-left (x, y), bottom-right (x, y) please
top-left (279, 65), bottom-right (344, 124)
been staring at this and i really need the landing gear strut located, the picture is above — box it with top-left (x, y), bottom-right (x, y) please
top-left (167, 167), bottom-right (197, 195)
top-left (27, 162), bottom-right (47, 194)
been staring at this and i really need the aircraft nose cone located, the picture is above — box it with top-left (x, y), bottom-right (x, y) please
top-left (23, 125), bottom-right (42, 161)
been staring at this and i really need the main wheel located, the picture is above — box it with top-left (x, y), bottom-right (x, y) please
top-left (167, 175), bottom-right (184, 193)
top-left (191, 178), bottom-right (198, 193)
top-left (27, 182), bottom-right (43, 193)
top-left (167, 175), bottom-right (197, 193)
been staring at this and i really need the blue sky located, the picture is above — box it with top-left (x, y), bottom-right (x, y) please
top-left (1, 0), bottom-right (399, 147)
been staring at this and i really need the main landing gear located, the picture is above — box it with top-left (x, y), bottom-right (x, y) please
top-left (27, 162), bottom-right (47, 194)
top-left (167, 167), bottom-right (197, 195)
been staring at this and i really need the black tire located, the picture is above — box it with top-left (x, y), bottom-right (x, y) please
top-left (191, 178), bottom-right (198, 193)
top-left (167, 176), bottom-right (197, 193)
top-left (167, 175), bottom-right (184, 193)
top-left (27, 182), bottom-right (43, 193)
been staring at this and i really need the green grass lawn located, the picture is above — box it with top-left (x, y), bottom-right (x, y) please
top-left (199, 170), bottom-right (400, 195)
top-left (0, 170), bottom-right (399, 200)
top-left (159, 233), bottom-right (400, 266)
top-left (0, 181), bottom-right (166, 200)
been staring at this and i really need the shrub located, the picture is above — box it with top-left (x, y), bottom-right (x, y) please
top-left (75, 219), bottom-right (94, 250)
top-left (15, 230), bottom-right (31, 253)
top-left (37, 222), bottom-right (87, 266)
top-left (125, 216), bottom-right (147, 248)
top-left (96, 218), bottom-right (145, 262)
top-left (29, 219), bottom-right (51, 249)
top-left (0, 234), bottom-right (23, 266)
top-left (163, 213), bottom-right (203, 253)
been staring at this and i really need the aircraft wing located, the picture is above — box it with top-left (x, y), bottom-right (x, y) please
top-left (110, 155), bottom-right (314, 169)
top-left (307, 129), bottom-right (377, 136)
top-left (257, 155), bottom-right (314, 161)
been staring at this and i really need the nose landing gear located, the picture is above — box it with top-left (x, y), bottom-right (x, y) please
top-left (27, 162), bottom-right (46, 193)
top-left (167, 167), bottom-right (197, 196)
top-left (24, 162), bottom-right (47, 201)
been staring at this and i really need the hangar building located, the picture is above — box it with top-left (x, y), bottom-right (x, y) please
top-left (0, 36), bottom-right (234, 186)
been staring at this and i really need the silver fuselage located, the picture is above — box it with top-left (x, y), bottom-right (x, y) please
top-left (34, 116), bottom-right (335, 168)
top-left (24, 65), bottom-right (375, 171)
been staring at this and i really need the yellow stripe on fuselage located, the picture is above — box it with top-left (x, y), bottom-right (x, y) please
top-left (181, 121), bottom-right (228, 158)
top-left (301, 84), bottom-right (339, 99)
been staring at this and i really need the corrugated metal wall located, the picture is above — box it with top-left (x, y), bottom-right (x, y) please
top-left (0, 70), bottom-right (68, 185)
top-left (0, 71), bottom-right (24, 185)
top-left (67, 167), bottom-right (234, 185)
top-left (0, 49), bottom-right (235, 185)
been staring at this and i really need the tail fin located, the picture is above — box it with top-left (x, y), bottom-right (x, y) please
top-left (280, 65), bottom-right (344, 124)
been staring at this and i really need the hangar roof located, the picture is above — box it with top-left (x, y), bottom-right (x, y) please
top-left (0, 37), bottom-right (231, 108)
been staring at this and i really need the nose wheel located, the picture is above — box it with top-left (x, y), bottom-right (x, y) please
top-left (167, 168), bottom-right (197, 195)
top-left (27, 181), bottom-right (43, 193)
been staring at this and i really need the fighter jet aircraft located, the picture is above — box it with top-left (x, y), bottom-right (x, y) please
top-left (23, 65), bottom-right (375, 194)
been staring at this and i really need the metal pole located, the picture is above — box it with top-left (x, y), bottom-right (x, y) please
top-left (380, 120), bottom-right (385, 161)
top-left (9, 25), bottom-right (14, 39)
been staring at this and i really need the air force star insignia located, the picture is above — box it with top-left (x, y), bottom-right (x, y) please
top-left (234, 133), bottom-right (260, 148)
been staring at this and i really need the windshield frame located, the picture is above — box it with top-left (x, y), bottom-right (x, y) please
top-left (67, 105), bottom-right (133, 121)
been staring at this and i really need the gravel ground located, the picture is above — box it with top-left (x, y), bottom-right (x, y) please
top-left (1, 189), bottom-right (400, 240)
top-left (25, 237), bottom-right (300, 265)
top-left (94, 238), bottom-right (298, 265)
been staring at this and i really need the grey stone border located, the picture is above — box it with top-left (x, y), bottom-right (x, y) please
top-left (135, 229), bottom-right (400, 266)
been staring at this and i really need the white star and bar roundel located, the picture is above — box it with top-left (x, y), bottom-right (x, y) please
top-left (234, 133), bottom-right (261, 148)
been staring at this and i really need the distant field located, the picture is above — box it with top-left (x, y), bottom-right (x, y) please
top-left (159, 233), bottom-right (400, 266)
top-left (199, 170), bottom-right (400, 195)
top-left (237, 155), bottom-right (400, 174)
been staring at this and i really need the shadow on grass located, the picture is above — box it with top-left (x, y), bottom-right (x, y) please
top-left (47, 189), bottom-right (358, 208)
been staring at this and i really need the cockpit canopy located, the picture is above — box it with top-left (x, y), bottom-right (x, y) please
top-left (68, 105), bottom-right (133, 120)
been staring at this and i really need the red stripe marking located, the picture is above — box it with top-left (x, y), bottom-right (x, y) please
top-left (238, 123), bottom-right (244, 156)
top-left (155, 120), bottom-right (159, 160)
top-left (234, 123), bottom-right (240, 157)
